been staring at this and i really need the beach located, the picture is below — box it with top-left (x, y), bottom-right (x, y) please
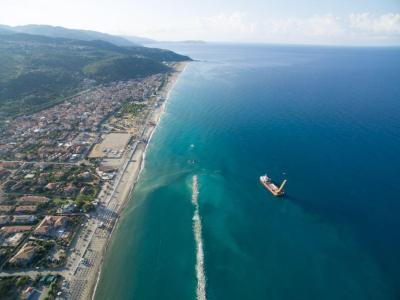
top-left (62, 61), bottom-right (188, 300)
top-left (93, 44), bottom-right (400, 300)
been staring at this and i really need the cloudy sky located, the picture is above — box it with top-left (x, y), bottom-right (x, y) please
top-left (1, 0), bottom-right (400, 46)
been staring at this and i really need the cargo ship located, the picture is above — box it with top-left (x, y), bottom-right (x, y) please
top-left (260, 175), bottom-right (287, 196)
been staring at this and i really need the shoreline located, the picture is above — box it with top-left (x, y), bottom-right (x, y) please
top-left (87, 61), bottom-right (188, 300)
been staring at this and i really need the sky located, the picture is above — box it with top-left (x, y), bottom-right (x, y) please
top-left (1, 0), bottom-right (400, 46)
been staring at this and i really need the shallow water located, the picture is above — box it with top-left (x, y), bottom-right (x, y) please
top-left (95, 44), bottom-right (400, 300)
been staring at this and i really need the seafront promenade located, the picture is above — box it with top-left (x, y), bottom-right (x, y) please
top-left (70, 62), bottom-right (187, 300)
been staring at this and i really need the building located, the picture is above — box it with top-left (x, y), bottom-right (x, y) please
top-left (34, 216), bottom-right (69, 237)
top-left (0, 215), bottom-right (11, 226)
top-left (45, 182), bottom-right (58, 190)
top-left (9, 242), bottom-right (37, 266)
top-left (57, 202), bottom-right (76, 214)
top-left (14, 205), bottom-right (38, 214)
top-left (0, 225), bottom-right (32, 235)
top-left (18, 195), bottom-right (50, 204)
top-left (0, 232), bottom-right (24, 247)
top-left (21, 286), bottom-right (42, 300)
top-left (0, 205), bottom-right (14, 214)
top-left (12, 215), bottom-right (37, 224)
top-left (64, 184), bottom-right (78, 197)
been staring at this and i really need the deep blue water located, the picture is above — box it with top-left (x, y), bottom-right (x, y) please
top-left (95, 44), bottom-right (400, 300)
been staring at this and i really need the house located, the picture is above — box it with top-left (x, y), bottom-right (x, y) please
top-left (0, 232), bottom-right (24, 247)
top-left (0, 161), bottom-right (19, 169)
top-left (15, 205), bottom-right (38, 214)
top-left (21, 286), bottom-right (38, 300)
top-left (64, 184), bottom-right (78, 196)
top-left (0, 205), bottom-right (14, 214)
top-left (80, 186), bottom-right (92, 195)
top-left (18, 195), bottom-right (50, 204)
top-left (0, 215), bottom-right (11, 226)
top-left (24, 174), bottom-right (35, 180)
top-left (12, 215), bottom-right (37, 224)
top-left (0, 225), bottom-right (32, 235)
top-left (34, 216), bottom-right (69, 237)
top-left (78, 171), bottom-right (92, 180)
top-left (9, 242), bottom-right (37, 266)
top-left (45, 182), bottom-right (58, 190)
top-left (0, 169), bottom-right (11, 179)
top-left (57, 202), bottom-right (76, 214)
top-left (53, 171), bottom-right (65, 180)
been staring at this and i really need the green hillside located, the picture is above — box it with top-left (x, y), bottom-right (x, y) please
top-left (0, 33), bottom-right (191, 120)
top-left (83, 56), bottom-right (169, 82)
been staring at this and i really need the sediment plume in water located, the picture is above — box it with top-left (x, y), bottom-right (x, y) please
top-left (192, 175), bottom-right (207, 300)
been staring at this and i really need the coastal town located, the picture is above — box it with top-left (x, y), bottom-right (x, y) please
top-left (0, 62), bottom-right (185, 299)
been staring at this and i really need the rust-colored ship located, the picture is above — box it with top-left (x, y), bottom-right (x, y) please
top-left (260, 175), bottom-right (287, 196)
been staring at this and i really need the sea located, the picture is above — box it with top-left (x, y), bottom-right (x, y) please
top-left (94, 43), bottom-right (400, 300)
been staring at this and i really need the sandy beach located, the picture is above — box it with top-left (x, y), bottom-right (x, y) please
top-left (68, 61), bottom-right (189, 300)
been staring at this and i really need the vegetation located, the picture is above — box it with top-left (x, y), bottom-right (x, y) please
top-left (41, 275), bottom-right (62, 300)
top-left (120, 102), bottom-right (146, 115)
top-left (16, 276), bottom-right (29, 287)
top-left (0, 277), bottom-right (19, 299)
top-left (83, 56), bottom-right (169, 83)
top-left (0, 32), bottom-right (190, 121)
top-left (0, 274), bottom-right (61, 300)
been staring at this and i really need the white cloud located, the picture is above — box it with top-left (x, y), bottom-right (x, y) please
top-left (306, 14), bottom-right (344, 36)
top-left (348, 13), bottom-right (400, 35)
top-left (260, 14), bottom-right (343, 38)
top-left (194, 12), bottom-right (257, 36)
top-left (182, 11), bottom-right (400, 45)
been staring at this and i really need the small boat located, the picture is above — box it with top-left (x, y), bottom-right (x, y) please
top-left (260, 175), bottom-right (287, 197)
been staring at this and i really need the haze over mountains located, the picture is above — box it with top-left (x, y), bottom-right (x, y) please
top-left (0, 24), bottom-right (140, 46)
top-left (0, 24), bottom-right (206, 46)
top-left (0, 24), bottom-right (191, 120)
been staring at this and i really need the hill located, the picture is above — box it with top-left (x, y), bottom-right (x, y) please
top-left (83, 56), bottom-right (169, 83)
top-left (0, 25), bottom-right (14, 34)
top-left (122, 35), bottom-right (157, 45)
top-left (0, 32), bottom-right (191, 120)
top-left (4, 24), bottom-right (137, 47)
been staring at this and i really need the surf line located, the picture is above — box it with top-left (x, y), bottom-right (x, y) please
top-left (192, 175), bottom-right (207, 300)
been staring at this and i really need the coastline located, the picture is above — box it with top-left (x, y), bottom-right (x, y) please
top-left (64, 45), bottom-right (400, 300)
top-left (86, 61), bottom-right (188, 300)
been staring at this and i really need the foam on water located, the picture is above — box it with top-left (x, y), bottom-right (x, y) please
top-left (192, 175), bottom-right (207, 300)
top-left (94, 45), bottom-right (400, 300)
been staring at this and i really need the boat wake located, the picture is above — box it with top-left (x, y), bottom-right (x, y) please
top-left (192, 175), bottom-right (207, 300)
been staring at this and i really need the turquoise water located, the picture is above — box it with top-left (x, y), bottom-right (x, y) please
top-left (95, 44), bottom-right (400, 300)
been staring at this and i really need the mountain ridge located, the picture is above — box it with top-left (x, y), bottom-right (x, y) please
top-left (0, 31), bottom-right (191, 120)
top-left (1, 24), bottom-right (139, 46)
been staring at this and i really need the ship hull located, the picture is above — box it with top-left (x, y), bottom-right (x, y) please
top-left (260, 178), bottom-right (284, 196)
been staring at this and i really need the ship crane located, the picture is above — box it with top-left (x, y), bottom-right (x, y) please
top-left (260, 175), bottom-right (287, 197)
top-left (277, 179), bottom-right (287, 194)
